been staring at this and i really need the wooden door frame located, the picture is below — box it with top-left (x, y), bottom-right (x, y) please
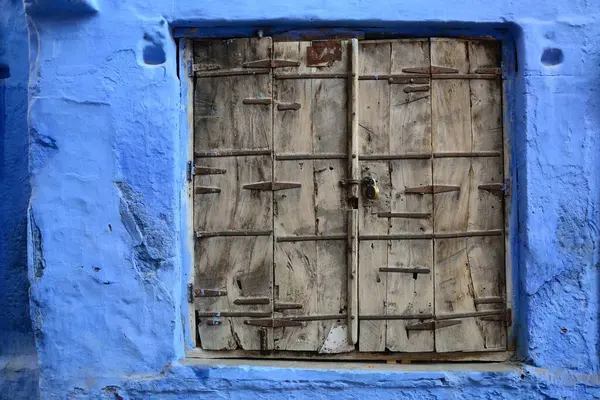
top-left (179, 31), bottom-right (520, 362)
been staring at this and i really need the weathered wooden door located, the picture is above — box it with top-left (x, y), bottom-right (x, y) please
top-left (357, 39), bottom-right (507, 353)
top-left (192, 37), bottom-right (508, 356)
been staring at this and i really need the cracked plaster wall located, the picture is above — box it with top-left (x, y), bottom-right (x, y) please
top-left (0, 0), bottom-right (599, 397)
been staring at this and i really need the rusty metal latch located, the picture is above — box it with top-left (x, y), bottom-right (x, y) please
top-left (186, 160), bottom-right (195, 182)
top-left (244, 318), bottom-right (305, 328)
top-left (362, 177), bottom-right (380, 200)
top-left (243, 181), bottom-right (301, 191)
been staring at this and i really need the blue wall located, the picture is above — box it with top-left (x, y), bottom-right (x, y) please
top-left (0, 0), bottom-right (39, 398)
top-left (1, 0), bottom-right (600, 397)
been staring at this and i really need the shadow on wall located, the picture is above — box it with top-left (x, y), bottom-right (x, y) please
top-left (0, 0), bottom-right (39, 399)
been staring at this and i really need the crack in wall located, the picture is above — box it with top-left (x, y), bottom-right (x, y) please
top-left (29, 212), bottom-right (45, 279)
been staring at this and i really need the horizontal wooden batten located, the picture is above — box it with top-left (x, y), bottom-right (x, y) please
top-left (195, 230), bottom-right (272, 239)
top-left (276, 234), bottom-right (347, 242)
top-left (195, 149), bottom-right (272, 158)
top-left (196, 311), bottom-right (272, 318)
top-left (276, 153), bottom-right (347, 160)
top-left (273, 73), bottom-right (499, 81)
top-left (377, 212), bottom-right (431, 219)
top-left (243, 315), bottom-right (348, 327)
top-left (474, 296), bottom-right (505, 305)
top-left (360, 314), bottom-right (434, 320)
top-left (434, 229), bottom-right (503, 239)
top-left (233, 297), bottom-right (271, 305)
top-left (360, 309), bottom-right (509, 321)
top-left (379, 267), bottom-right (431, 274)
top-left (186, 348), bottom-right (513, 362)
top-left (194, 68), bottom-right (270, 77)
top-left (193, 150), bottom-right (501, 159)
top-left (242, 59), bottom-right (300, 68)
top-left (359, 154), bottom-right (431, 160)
top-left (433, 151), bottom-right (501, 158)
top-left (359, 229), bottom-right (503, 240)
top-left (436, 310), bottom-right (509, 320)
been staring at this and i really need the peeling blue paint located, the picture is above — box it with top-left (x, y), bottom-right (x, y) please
top-left (1, 0), bottom-right (600, 397)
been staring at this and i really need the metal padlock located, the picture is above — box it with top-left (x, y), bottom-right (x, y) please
top-left (362, 177), bottom-right (381, 200)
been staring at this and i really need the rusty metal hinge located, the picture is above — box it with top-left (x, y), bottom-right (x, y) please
top-left (186, 160), bottom-right (194, 182)
top-left (187, 60), bottom-right (194, 77)
top-left (187, 283), bottom-right (194, 303)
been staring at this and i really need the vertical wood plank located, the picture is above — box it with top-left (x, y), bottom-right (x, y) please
top-left (358, 41), bottom-right (391, 155)
top-left (431, 38), bottom-right (506, 353)
top-left (193, 38), bottom-right (275, 352)
top-left (386, 239), bottom-right (434, 352)
top-left (348, 39), bottom-right (360, 200)
top-left (358, 240), bottom-right (386, 351)
top-left (430, 39), bottom-right (471, 154)
top-left (195, 236), bottom-right (273, 350)
top-left (348, 209), bottom-right (358, 344)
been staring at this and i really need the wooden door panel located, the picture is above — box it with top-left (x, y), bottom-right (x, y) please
top-left (273, 240), bottom-right (347, 351)
top-left (194, 75), bottom-right (272, 151)
top-left (194, 37), bottom-right (272, 71)
top-left (192, 37), bottom-right (507, 356)
top-left (194, 236), bottom-right (273, 351)
top-left (194, 156), bottom-right (272, 232)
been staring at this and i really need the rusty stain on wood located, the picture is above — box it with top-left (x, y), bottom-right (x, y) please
top-left (306, 40), bottom-right (343, 67)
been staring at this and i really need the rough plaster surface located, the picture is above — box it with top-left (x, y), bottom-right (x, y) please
top-left (0, 0), bottom-right (600, 397)
top-left (0, 1), bottom-right (39, 399)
